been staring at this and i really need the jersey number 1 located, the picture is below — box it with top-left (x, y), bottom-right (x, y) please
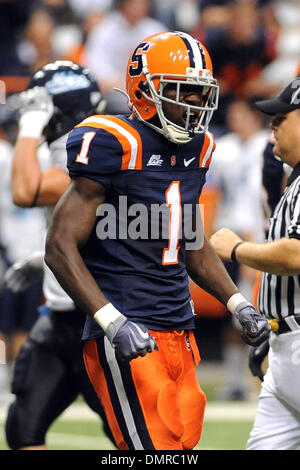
top-left (75, 131), bottom-right (96, 165)
top-left (163, 181), bottom-right (181, 265)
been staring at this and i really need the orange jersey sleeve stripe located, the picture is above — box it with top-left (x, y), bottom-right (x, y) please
top-left (76, 115), bottom-right (142, 170)
top-left (199, 131), bottom-right (215, 168)
top-left (83, 340), bottom-right (129, 450)
top-left (108, 116), bottom-right (143, 170)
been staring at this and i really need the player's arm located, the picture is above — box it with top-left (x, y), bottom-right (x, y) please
top-left (45, 176), bottom-right (109, 314)
top-left (11, 86), bottom-right (70, 207)
top-left (186, 236), bottom-right (238, 305)
top-left (210, 227), bottom-right (300, 276)
top-left (186, 238), bottom-right (270, 346)
top-left (45, 176), bottom-right (157, 361)
top-left (12, 139), bottom-right (70, 207)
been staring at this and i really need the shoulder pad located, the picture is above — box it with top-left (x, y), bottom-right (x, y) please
top-left (74, 115), bottom-right (143, 171)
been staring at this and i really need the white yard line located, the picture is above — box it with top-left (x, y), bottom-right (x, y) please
top-left (204, 401), bottom-right (258, 420)
top-left (0, 398), bottom-right (258, 423)
top-left (54, 400), bottom-right (258, 422)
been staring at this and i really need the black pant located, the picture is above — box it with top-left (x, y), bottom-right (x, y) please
top-left (5, 309), bottom-right (115, 449)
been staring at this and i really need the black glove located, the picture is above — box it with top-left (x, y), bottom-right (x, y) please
top-left (248, 339), bottom-right (269, 381)
top-left (235, 302), bottom-right (271, 347)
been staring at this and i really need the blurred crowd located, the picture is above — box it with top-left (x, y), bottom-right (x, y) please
top-left (0, 0), bottom-right (300, 401)
top-left (2, 0), bottom-right (300, 121)
top-left (1, 0), bottom-right (300, 122)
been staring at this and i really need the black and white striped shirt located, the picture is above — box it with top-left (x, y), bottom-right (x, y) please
top-left (258, 161), bottom-right (300, 319)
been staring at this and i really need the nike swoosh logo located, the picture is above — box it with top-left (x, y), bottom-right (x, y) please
top-left (132, 323), bottom-right (149, 340)
top-left (184, 157), bottom-right (196, 167)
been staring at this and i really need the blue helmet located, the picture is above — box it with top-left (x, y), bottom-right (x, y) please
top-left (27, 60), bottom-right (105, 143)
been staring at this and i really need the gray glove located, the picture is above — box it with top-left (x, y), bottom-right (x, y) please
top-left (105, 315), bottom-right (158, 362)
top-left (4, 251), bottom-right (44, 293)
top-left (235, 302), bottom-right (271, 347)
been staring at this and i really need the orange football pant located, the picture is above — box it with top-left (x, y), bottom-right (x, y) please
top-left (83, 329), bottom-right (206, 450)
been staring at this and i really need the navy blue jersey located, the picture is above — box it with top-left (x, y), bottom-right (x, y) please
top-left (66, 115), bottom-right (216, 339)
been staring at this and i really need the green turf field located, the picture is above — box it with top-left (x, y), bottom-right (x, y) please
top-left (0, 361), bottom-right (260, 451)
top-left (0, 400), bottom-right (256, 450)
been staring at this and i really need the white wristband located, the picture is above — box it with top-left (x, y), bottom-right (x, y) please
top-left (227, 293), bottom-right (247, 314)
top-left (18, 111), bottom-right (50, 139)
top-left (93, 303), bottom-right (123, 331)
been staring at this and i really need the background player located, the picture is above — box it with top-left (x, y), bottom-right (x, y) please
top-left (0, 105), bottom-right (45, 402)
top-left (45, 32), bottom-right (270, 450)
top-left (4, 61), bottom-right (114, 450)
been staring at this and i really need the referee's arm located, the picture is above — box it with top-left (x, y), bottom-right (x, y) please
top-left (210, 227), bottom-right (300, 276)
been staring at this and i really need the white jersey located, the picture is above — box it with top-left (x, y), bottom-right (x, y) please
top-left (0, 139), bottom-right (46, 263)
top-left (43, 134), bottom-right (75, 311)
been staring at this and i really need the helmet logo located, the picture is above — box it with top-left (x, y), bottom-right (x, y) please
top-left (128, 42), bottom-right (150, 77)
top-left (45, 71), bottom-right (91, 95)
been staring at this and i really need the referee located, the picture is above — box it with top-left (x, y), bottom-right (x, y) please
top-left (210, 77), bottom-right (300, 450)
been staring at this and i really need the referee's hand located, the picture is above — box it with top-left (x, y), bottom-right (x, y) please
top-left (248, 339), bottom-right (269, 381)
top-left (235, 303), bottom-right (271, 347)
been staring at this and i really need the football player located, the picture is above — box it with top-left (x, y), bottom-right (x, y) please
top-left (5, 61), bottom-right (114, 450)
top-left (45, 33), bottom-right (270, 450)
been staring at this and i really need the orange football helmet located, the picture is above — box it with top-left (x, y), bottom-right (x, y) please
top-left (125, 31), bottom-right (219, 144)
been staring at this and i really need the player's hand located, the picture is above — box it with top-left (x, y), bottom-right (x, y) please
top-left (4, 251), bottom-right (44, 293)
top-left (248, 339), bottom-right (269, 381)
top-left (235, 302), bottom-right (271, 347)
top-left (106, 316), bottom-right (158, 362)
top-left (18, 86), bottom-right (54, 116)
top-left (16, 86), bottom-right (54, 139)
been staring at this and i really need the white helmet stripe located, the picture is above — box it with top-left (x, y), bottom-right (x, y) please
top-left (175, 32), bottom-right (205, 69)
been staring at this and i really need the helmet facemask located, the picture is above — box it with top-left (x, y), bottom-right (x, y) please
top-left (129, 65), bottom-right (219, 144)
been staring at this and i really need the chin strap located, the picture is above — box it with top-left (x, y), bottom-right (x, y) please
top-left (164, 124), bottom-right (192, 144)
